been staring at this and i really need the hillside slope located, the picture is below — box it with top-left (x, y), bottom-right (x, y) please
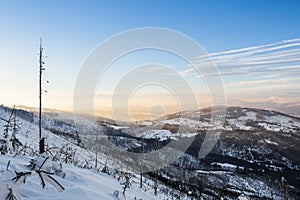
top-left (0, 106), bottom-right (174, 200)
top-left (1, 105), bottom-right (300, 199)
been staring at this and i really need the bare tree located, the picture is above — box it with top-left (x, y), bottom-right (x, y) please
top-left (140, 137), bottom-right (144, 188)
top-left (1, 106), bottom-right (15, 139)
top-left (11, 108), bottom-right (22, 151)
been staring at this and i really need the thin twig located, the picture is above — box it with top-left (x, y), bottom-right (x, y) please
top-left (6, 160), bottom-right (10, 170)
top-left (38, 157), bottom-right (48, 171)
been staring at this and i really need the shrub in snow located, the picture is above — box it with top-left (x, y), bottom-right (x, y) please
top-left (101, 165), bottom-right (109, 174)
top-left (0, 157), bottom-right (65, 200)
top-left (120, 172), bottom-right (132, 194)
top-left (0, 170), bottom-right (23, 200)
top-left (113, 190), bottom-right (119, 198)
top-left (0, 139), bottom-right (7, 155)
top-left (0, 107), bottom-right (23, 156)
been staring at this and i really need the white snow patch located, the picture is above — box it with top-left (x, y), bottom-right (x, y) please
top-left (264, 139), bottom-right (278, 145)
top-left (228, 111), bottom-right (257, 130)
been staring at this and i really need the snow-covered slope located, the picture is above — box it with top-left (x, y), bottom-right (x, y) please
top-left (0, 106), bottom-right (181, 200)
top-left (0, 155), bottom-right (159, 200)
top-left (1, 105), bottom-right (300, 199)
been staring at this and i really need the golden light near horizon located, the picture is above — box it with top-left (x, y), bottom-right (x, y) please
top-left (127, 85), bottom-right (181, 121)
top-left (93, 91), bottom-right (214, 121)
top-left (94, 94), bottom-right (182, 122)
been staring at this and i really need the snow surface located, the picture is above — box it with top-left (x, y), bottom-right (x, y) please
top-left (0, 106), bottom-right (185, 200)
top-left (146, 108), bottom-right (300, 134)
top-left (264, 139), bottom-right (279, 145)
top-left (0, 155), bottom-right (160, 200)
top-left (138, 129), bottom-right (198, 141)
top-left (227, 111), bottom-right (257, 131)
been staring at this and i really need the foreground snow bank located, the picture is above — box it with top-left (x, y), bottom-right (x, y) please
top-left (0, 155), bottom-right (159, 200)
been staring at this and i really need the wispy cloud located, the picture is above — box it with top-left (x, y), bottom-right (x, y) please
top-left (183, 38), bottom-right (300, 117)
top-left (228, 77), bottom-right (300, 87)
top-left (242, 96), bottom-right (300, 104)
top-left (182, 38), bottom-right (300, 78)
top-left (194, 38), bottom-right (300, 60)
top-left (228, 96), bottom-right (300, 118)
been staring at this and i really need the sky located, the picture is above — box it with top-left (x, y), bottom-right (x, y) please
top-left (0, 0), bottom-right (300, 120)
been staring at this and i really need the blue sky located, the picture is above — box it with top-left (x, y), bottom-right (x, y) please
top-left (0, 0), bottom-right (300, 119)
top-left (2, 1), bottom-right (300, 51)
